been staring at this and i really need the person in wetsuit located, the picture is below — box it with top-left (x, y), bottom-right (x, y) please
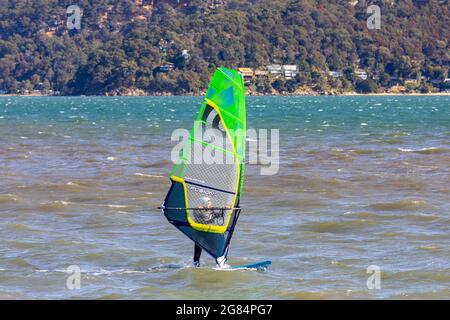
top-left (193, 197), bottom-right (231, 267)
top-left (193, 196), bottom-right (214, 267)
top-left (193, 243), bottom-right (202, 267)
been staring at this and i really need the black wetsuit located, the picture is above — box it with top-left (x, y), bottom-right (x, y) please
top-left (193, 243), bottom-right (202, 267)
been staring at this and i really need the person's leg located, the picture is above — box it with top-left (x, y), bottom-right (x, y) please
top-left (193, 243), bottom-right (202, 267)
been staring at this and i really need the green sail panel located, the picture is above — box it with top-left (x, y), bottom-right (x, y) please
top-left (162, 68), bottom-right (246, 260)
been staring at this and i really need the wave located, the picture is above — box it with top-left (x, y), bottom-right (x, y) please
top-left (4, 240), bottom-right (36, 249)
top-left (37, 263), bottom-right (190, 276)
top-left (382, 269), bottom-right (450, 283)
top-left (139, 143), bottom-right (158, 149)
top-left (136, 160), bottom-right (172, 168)
top-left (398, 147), bottom-right (449, 154)
top-left (38, 200), bottom-right (71, 211)
top-left (275, 289), bottom-right (369, 299)
top-left (133, 173), bottom-right (165, 178)
top-left (350, 149), bottom-right (377, 155)
top-left (286, 162), bottom-right (306, 168)
top-left (7, 223), bottom-right (32, 231)
top-left (97, 204), bottom-right (131, 209)
top-left (347, 211), bottom-right (439, 222)
top-left (9, 257), bottom-right (35, 268)
top-left (40, 181), bottom-right (95, 192)
top-left (0, 291), bottom-right (29, 299)
top-left (0, 194), bottom-right (18, 203)
top-left (387, 131), bottom-right (410, 137)
top-left (416, 245), bottom-right (442, 251)
top-left (383, 138), bottom-right (404, 145)
top-left (369, 199), bottom-right (427, 211)
top-left (300, 219), bottom-right (377, 234)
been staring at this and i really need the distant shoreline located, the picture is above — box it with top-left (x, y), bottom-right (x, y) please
top-left (329, 92), bottom-right (450, 96)
top-left (1, 92), bottom-right (449, 97)
top-left (247, 92), bottom-right (450, 97)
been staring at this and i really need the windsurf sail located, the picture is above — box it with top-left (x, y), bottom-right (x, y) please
top-left (161, 67), bottom-right (246, 265)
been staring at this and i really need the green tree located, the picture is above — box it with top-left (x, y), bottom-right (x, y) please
top-left (355, 80), bottom-right (378, 94)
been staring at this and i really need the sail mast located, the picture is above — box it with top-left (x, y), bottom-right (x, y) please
top-left (161, 68), bottom-right (246, 262)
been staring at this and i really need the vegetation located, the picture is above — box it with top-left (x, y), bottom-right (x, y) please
top-left (355, 80), bottom-right (378, 94)
top-left (0, 0), bottom-right (449, 95)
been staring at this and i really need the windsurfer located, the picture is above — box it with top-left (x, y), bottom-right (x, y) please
top-left (193, 196), bottom-right (213, 266)
top-left (193, 196), bottom-right (231, 267)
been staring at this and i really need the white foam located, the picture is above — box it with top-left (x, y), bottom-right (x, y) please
top-left (134, 173), bottom-right (164, 178)
top-left (398, 147), bottom-right (439, 153)
top-left (103, 204), bottom-right (129, 208)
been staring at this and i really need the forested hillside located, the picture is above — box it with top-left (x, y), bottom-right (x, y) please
top-left (0, 0), bottom-right (449, 95)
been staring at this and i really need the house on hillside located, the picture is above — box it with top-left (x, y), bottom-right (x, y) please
top-left (404, 79), bottom-right (419, 85)
top-left (283, 65), bottom-right (298, 79)
top-left (238, 68), bottom-right (254, 84)
top-left (267, 64), bottom-right (283, 77)
top-left (156, 62), bottom-right (175, 73)
top-left (355, 69), bottom-right (368, 80)
top-left (388, 84), bottom-right (407, 93)
top-left (328, 71), bottom-right (342, 78)
top-left (207, 0), bottom-right (227, 9)
top-left (254, 70), bottom-right (269, 77)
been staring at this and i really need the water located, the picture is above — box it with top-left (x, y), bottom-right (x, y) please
top-left (0, 96), bottom-right (449, 299)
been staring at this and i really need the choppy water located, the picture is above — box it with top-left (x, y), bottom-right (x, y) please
top-left (0, 96), bottom-right (449, 299)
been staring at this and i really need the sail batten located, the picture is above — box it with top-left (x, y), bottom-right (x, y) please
top-left (161, 68), bottom-right (246, 259)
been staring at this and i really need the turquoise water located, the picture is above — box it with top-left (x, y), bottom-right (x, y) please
top-left (0, 96), bottom-right (449, 299)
